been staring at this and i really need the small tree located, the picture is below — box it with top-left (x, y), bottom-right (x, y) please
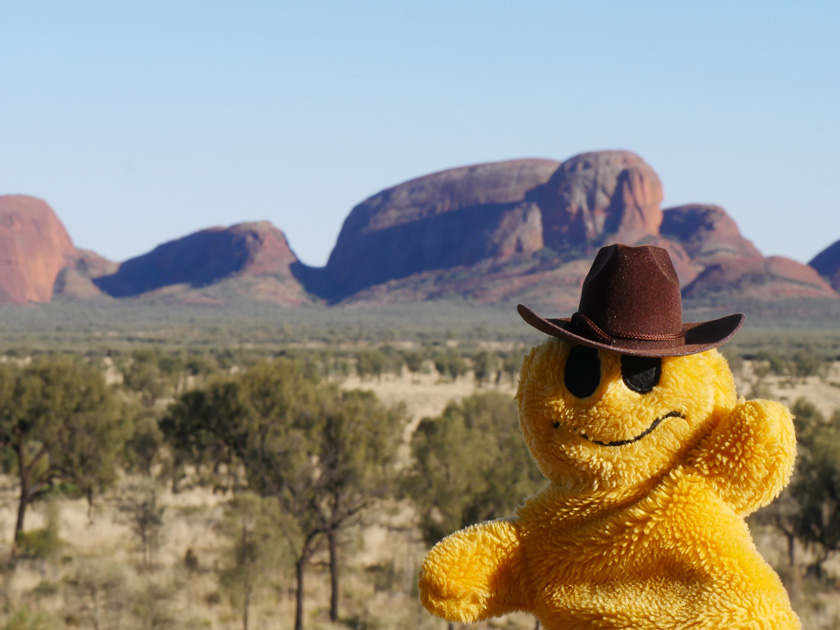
top-left (121, 482), bottom-right (165, 569)
top-left (472, 350), bottom-right (500, 387)
top-left (432, 348), bottom-right (468, 382)
top-left (407, 391), bottom-right (543, 545)
top-left (161, 360), bottom-right (404, 630)
top-left (217, 493), bottom-right (289, 630)
top-left (500, 349), bottom-right (525, 385)
top-left (791, 349), bottom-right (824, 381)
top-left (355, 350), bottom-right (386, 381)
top-left (401, 349), bottom-right (426, 380)
top-left (161, 359), bottom-right (320, 630)
top-left (755, 351), bottom-right (787, 377)
top-left (0, 609), bottom-right (58, 630)
top-left (15, 495), bottom-right (61, 562)
top-left (66, 560), bottom-right (130, 630)
top-left (0, 357), bottom-right (130, 550)
top-left (159, 381), bottom-right (245, 493)
top-left (316, 389), bottom-right (404, 622)
top-left (124, 410), bottom-right (165, 477)
top-left (130, 579), bottom-right (180, 630)
top-left (120, 350), bottom-right (171, 408)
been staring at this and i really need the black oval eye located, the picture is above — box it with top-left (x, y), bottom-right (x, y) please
top-left (564, 345), bottom-right (601, 399)
top-left (621, 355), bottom-right (662, 394)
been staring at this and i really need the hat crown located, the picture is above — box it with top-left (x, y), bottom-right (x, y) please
top-left (516, 242), bottom-right (744, 357)
top-left (578, 244), bottom-right (683, 338)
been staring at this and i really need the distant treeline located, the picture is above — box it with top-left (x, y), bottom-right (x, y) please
top-left (2, 298), bottom-right (840, 355)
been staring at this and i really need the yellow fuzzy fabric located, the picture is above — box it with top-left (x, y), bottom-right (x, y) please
top-left (419, 340), bottom-right (799, 629)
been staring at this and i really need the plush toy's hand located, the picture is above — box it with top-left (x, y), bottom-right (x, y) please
top-left (419, 519), bottom-right (528, 623)
top-left (688, 399), bottom-right (796, 515)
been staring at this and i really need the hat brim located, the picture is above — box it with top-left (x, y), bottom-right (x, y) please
top-left (517, 304), bottom-right (744, 357)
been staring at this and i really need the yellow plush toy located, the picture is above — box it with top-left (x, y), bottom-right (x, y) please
top-left (419, 244), bottom-right (799, 630)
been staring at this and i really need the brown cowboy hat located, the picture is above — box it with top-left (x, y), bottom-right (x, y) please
top-left (517, 243), bottom-right (744, 357)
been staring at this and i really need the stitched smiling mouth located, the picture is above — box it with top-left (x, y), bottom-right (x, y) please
top-left (572, 411), bottom-right (686, 447)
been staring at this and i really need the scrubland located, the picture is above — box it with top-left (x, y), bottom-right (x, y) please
top-left (0, 305), bottom-right (837, 630)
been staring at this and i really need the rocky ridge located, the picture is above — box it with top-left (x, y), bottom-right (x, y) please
top-left (318, 151), bottom-right (836, 308)
top-left (809, 239), bottom-right (840, 292)
top-left (91, 222), bottom-right (308, 306)
top-left (322, 159), bottom-right (560, 298)
top-left (0, 196), bottom-right (77, 304)
top-left (2, 151), bottom-right (838, 310)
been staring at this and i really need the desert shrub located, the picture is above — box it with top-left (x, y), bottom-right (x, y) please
top-left (0, 609), bottom-right (58, 630)
top-left (16, 500), bottom-right (61, 561)
top-left (472, 350), bottom-right (502, 386)
top-left (16, 530), bottom-right (60, 561)
top-left (401, 349), bottom-right (426, 376)
top-left (120, 349), bottom-right (180, 406)
top-left (354, 347), bottom-right (402, 380)
top-left (407, 391), bottom-right (542, 545)
top-left (130, 579), bottom-right (180, 629)
top-left (204, 591), bottom-right (222, 606)
top-left (217, 494), bottom-right (287, 630)
top-left (500, 348), bottom-right (525, 384)
top-left (184, 353), bottom-right (218, 378)
top-left (379, 344), bottom-right (405, 375)
top-left (125, 411), bottom-right (165, 476)
top-left (184, 548), bottom-right (200, 574)
top-left (120, 482), bottom-right (166, 569)
top-left (756, 350), bottom-right (788, 376)
top-left (365, 561), bottom-right (395, 593)
top-left (321, 351), bottom-right (353, 378)
top-left (355, 349), bottom-right (387, 380)
top-left (791, 349), bottom-right (824, 379)
top-left (31, 581), bottom-right (59, 598)
top-left (65, 560), bottom-right (131, 630)
top-left (431, 348), bottom-right (468, 381)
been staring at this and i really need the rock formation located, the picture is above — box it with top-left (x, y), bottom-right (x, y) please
top-left (93, 221), bottom-right (309, 305)
top-left (0, 195), bottom-right (76, 303)
top-left (657, 204), bottom-right (763, 287)
top-left (2, 151), bottom-right (837, 310)
top-left (323, 159), bottom-right (560, 297)
top-left (530, 151), bottom-right (664, 251)
top-left (53, 249), bottom-right (119, 300)
top-left (323, 151), bottom-right (672, 299)
top-left (318, 150), bottom-right (836, 307)
top-left (661, 204), bottom-right (762, 263)
top-left (809, 239), bottom-right (840, 291)
top-left (682, 256), bottom-right (837, 301)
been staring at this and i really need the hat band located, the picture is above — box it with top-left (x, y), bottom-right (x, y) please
top-left (571, 312), bottom-right (686, 346)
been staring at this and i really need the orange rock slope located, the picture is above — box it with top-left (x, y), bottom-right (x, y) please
top-left (0, 195), bottom-right (76, 303)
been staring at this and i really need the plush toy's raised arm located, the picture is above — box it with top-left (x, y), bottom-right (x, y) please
top-left (687, 399), bottom-right (796, 515)
top-left (419, 518), bottom-right (530, 624)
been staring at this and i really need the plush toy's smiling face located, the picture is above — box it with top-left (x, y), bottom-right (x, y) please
top-left (516, 338), bottom-right (738, 492)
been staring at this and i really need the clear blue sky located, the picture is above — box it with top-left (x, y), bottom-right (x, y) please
top-left (2, 1), bottom-right (838, 267)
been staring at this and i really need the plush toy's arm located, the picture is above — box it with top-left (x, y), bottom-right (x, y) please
top-left (688, 399), bottom-right (796, 515)
top-left (419, 518), bottom-right (530, 624)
